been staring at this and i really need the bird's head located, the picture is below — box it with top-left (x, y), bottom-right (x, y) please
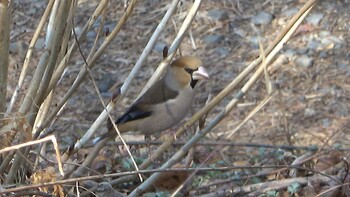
top-left (170, 56), bottom-right (210, 89)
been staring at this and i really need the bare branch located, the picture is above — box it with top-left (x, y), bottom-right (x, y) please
top-left (0, 0), bottom-right (11, 117)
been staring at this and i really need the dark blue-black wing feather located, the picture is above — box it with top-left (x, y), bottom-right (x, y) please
top-left (116, 105), bottom-right (153, 124)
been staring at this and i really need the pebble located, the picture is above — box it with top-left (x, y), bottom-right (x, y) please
top-left (337, 63), bottom-right (350, 76)
top-left (297, 48), bottom-right (308, 54)
top-left (98, 73), bottom-right (117, 93)
top-left (233, 28), bottom-right (246, 38)
top-left (307, 39), bottom-right (320, 50)
top-left (322, 118), bottom-right (330, 128)
top-left (283, 49), bottom-right (297, 59)
top-left (306, 30), bottom-right (344, 51)
top-left (68, 98), bottom-right (77, 106)
top-left (306, 13), bottom-right (324, 25)
top-left (294, 55), bottom-right (313, 68)
top-left (247, 36), bottom-right (260, 48)
top-left (214, 47), bottom-right (230, 57)
top-left (9, 42), bottom-right (18, 54)
top-left (320, 35), bottom-right (343, 49)
top-left (283, 8), bottom-right (298, 17)
top-left (153, 41), bottom-right (167, 53)
top-left (251, 11), bottom-right (273, 25)
top-left (203, 34), bottom-right (224, 46)
top-left (86, 31), bottom-right (96, 40)
top-left (207, 9), bottom-right (229, 21)
top-left (35, 38), bottom-right (45, 49)
top-left (318, 51), bottom-right (327, 58)
top-left (304, 108), bottom-right (316, 117)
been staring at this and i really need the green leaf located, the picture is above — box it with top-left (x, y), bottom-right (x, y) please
top-left (287, 182), bottom-right (301, 194)
top-left (265, 190), bottom-right (278, 197)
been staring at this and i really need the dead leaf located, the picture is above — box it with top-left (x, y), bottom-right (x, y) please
top-left (193, 146), bottom-right (222, 164)
top-left (31, 166), bottom-right (64, 196)
top-left (314, 152), bottom-right (342, 172)
top-left (91, 147), bottom-right (115, 174)
top-left (152, 164), bottom-right (190, 192)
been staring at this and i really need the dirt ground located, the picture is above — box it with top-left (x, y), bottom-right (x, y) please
top-left (6, 0), bottom-right (350, 196)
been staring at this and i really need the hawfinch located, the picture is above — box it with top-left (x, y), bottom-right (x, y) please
top-left (94, 56), bottom-right (209, 143)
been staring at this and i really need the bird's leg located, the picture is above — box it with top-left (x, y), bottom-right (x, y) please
top-left (144, 135), bottom-right (152, 158)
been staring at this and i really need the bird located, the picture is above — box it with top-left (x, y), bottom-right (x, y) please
top-left (93, 56), bottom-right (209, 143)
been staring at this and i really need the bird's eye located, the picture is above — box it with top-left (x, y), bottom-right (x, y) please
top-left (184, 67), bottom-right (192, 73)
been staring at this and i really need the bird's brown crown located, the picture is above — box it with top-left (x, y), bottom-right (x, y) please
top-left (171, 56), bottom-right (202, 70)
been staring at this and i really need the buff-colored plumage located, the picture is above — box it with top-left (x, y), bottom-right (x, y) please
top-left (93, 56), bottom-right (209, 143)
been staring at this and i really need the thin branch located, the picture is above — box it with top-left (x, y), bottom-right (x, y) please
top-left (0, 0), bottom-right (11, 117)
top-left (226, 90), bottom-right (278, 138)
top-left (6, 0), bottom-right (55, 114)
top-left (121, 0), bottom-right (180, 95)
top-left (46, 0), bottom-right (110, 95)
top-left (0, 135), bottom-right (64, 176)
top-left (139, 0), bottom-right (203, 96)
top-left (202, 175), bottom-right (338, 197)
top-left (37, 0), bottom-right (137, 140)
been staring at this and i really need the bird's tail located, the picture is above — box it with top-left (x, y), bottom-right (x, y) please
top-left (92, 133), bottom-right (109, 144)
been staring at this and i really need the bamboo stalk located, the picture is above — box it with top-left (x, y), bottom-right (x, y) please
top-left (0, 0), bottom-right (11, 117)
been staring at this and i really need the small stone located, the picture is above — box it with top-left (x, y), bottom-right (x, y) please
top-left (35, 38), bottom-right (45, 49)
top-left (304, 108), bottom-right (316, 117)
top-left (299, 95), bottom-right (306, 103)
top-left (307, 50), bottom-right (315, 56)
top-left (294, 55), bottom-right (314, 68)
top-left (207, 9), bottom-right (229, 21)
top-left (251, 11), bottom-right (273, 25)
top-left (86, 31), bottom-right (96, 40)
top-left (104, 22), bottom-right (116, 33)
top-left (95, 182), bottom-right (124, 197)
top-left (214, 47), bottom-right (230, 57)
top-left (98, 73), bottom-right (117, 93)
top-left (101, 92), bottom-right (113, 98)
top-left (337, 63), bottom-right (350, 76)
top-left (283, 8), bottom-right (298, 17)
top-left (68, 98), bottom-right (77, 106)
top-left (283, 49), bottom-right (297, 59)
top-left (203, 34), bottom-right (224, 46)
top-left (337, 63), bottom-right (347, 69)
top-left (247, 36), bottom-right (259, 48)
top-left (60, 135), bottom-right (75, 149)
top-left (320, 34), bottom-right (344, 49)
top-left (228, 21), bottom-right (237, 32)
top-left (297, 48), bottom-right (308, 54)
top-left (307, 39), bottom-right (321, 50)
top-left (306, 13), bottom-right (324, 25)
top-left (318, 51), bottom-right (327, 58)
top-left (9, 42), bottom-right (18, 53)
top-left (153, 41), bottom-right (167, 53)
top-left (319, 31), bottom-right (331, 37)
top-left (322, 118), bottom-right (330, 128)
top-left (233, 28), bottom-right (246, 38)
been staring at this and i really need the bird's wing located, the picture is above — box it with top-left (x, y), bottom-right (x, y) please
top-left (116, 77), bottom-right (179, 124)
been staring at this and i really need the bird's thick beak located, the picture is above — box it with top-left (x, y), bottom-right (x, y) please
top-left (193, 66), bottom-right (210, 80)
